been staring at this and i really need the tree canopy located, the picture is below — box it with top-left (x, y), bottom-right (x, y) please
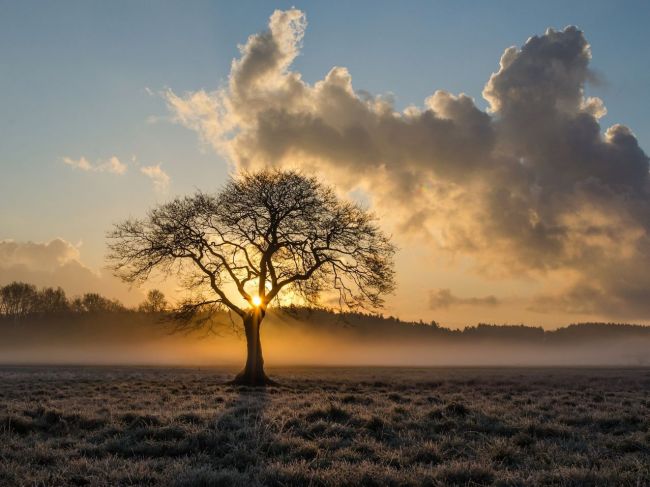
top-left (108, 170), bottom-right (396, 320)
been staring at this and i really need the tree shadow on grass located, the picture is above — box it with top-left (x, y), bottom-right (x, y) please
top-left (175, 387), bottom-right (273, 486)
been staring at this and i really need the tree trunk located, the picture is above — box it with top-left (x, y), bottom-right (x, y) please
top-left (230, 309), bottom-right (275, 386)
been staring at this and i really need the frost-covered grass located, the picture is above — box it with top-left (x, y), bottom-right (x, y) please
top-left (1, 366), bottom-right (648, 486)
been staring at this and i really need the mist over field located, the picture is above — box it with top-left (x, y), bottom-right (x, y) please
top-left (1, 310), bottom-right (648, 367)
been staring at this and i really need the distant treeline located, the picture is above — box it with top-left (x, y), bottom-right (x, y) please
top-left (0, 281), bottom-right (166, 319)
top-left (1, 282), bottom-right (649, 343)
top-left (288, 307), bottom-right (650, 342)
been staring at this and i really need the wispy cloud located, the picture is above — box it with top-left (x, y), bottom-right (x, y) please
top-left (140, 164), bottom-right (170, 192)
top-left (62, 155), bottom-right (127, 175)
top-left (429, 289), bottom-right (499, 310)
top-left (62, 155), bottom-right (171, 192)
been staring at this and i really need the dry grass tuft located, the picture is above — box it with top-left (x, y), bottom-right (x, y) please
top-left (0, 366), bottom-right (648, 486)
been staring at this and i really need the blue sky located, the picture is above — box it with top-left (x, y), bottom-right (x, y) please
top-left (2, 1), bottom-right (650, 323)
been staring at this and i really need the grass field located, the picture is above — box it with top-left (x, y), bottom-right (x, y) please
top-left (1, 366), bottom-right (648, 486)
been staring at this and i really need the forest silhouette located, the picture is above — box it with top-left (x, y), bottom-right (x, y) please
top-left (2, 279), bottom-right (649, 367)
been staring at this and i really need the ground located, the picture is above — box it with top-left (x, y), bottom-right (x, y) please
top-left (0, 367), bottom-right (648, 486)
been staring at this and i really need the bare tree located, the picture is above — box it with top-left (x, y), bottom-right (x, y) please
top-left (138, 289), bottom-right (168, 313)
top-left (0, 282), bottom-right (38, 320)
top-left (70, 293), bottom-right (125, 313)
top-left (108, 170), bottom-right (396, 385)
top-left (36, 287), bottom-right (70, 314)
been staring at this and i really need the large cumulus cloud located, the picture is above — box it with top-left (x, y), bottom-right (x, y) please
top-left (163, 10), bottom-right (650, 318)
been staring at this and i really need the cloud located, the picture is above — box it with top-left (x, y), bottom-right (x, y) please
top-left (429, 288), bottom-right (499, 310)
top-left (0, 238), bottom-right (81, 271)
top-left (0, 239), bottom-right (143, 306)
top-left (63, 155), bottom-right (127, 174)
top-left (140, 164), bottom-right (171, 192)
top-left (63, 155), bottom-right (171, 192)
top-left (163, 11), bottom-right (650, 319)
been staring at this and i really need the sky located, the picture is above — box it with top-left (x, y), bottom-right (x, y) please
top-left (1, 1), bottom-right (650, 327)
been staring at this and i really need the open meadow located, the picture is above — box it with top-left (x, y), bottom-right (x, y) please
top-left (1, 366), bottom-right (648, 486)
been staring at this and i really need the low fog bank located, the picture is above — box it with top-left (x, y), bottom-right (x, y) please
top-left (0, 309), bottom-right (648, 366)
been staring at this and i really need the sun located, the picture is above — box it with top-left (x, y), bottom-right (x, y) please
top-left (251, 295), bottom-right (262, 307)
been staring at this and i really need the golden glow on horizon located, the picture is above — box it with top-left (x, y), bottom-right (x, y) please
top-left (252, 295), bottom-right (262, 307)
